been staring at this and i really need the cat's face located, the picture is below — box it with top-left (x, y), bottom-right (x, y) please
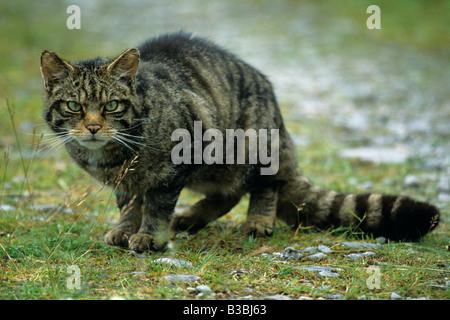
top-left (40, 49), bottom-right (140, 150)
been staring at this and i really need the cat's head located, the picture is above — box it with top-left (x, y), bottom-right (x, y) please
top-left (40, 48), bottom-right (140, 150)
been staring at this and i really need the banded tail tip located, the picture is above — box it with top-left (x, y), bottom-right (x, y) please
top-left (381, 197), bottom-right (440, 241)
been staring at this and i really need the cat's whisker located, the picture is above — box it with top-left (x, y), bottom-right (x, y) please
top-left (36, 134), bottom-right (75, 159)
top-left (114, 131), bottom-right (147, 140)
top-left (41, 134), bottom-right (73, 148)
top-left (38, 131), bottom-right (73, 147)
top-left (111, 135), bottom-right (137, 153)
top-left (116, 122), bottom-right (145, 133)
top-left (113, 133), bottom-right (148, 147)
top-left (113, 132), bottom-right (165, 152)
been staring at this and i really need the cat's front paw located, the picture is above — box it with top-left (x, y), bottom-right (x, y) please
top-left (241, 216), bottom-right (275, 237)
top-left (128, 233), bottom-right (167, 252)
top-left (105, 229), bottom-right (132, 247)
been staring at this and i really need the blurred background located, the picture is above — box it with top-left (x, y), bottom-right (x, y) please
top-left (0, 0), bottom-right (449, 210)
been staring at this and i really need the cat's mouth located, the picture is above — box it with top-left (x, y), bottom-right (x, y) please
top-left (77, 136), bottom-right (109, 149)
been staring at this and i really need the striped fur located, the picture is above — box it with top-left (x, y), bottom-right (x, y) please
top-left (276, 170), bottom-right (440, 241)
top-left (41, 33), bottom-right (440, 250)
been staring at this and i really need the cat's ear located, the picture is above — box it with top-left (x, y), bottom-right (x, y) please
top-left (40, 50), bottom-right (75, 88)
top-left (106, 48), bottom-right (140, 83)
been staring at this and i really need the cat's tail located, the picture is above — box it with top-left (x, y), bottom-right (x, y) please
top-left (276, 169), bottom-right (440, 241)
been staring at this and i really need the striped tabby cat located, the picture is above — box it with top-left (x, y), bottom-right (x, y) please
top-left (40, 33), bottom-right (440, 251)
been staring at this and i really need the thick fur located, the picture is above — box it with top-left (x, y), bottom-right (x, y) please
top-left (40, 33), bottom-right (440, 251)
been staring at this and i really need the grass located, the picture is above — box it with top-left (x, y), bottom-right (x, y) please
top-left (1, 103), bottom-right (448, 300)
top-left (1, 206), bottom-right (448, 300)
top-left (1, 0), bottom-right (448, 300)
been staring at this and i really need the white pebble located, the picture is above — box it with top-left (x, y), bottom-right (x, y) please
top-left (196, 285), bottom-right (212, 294)
top-left (154, 258), bottom-right (193, 268)
top-left (346, 251), bottom-right (376, 259)
top-left (390, 292), bottom-right (402, 300)
top-left (318, 245), bottom-right (332, 253)
top-left (305, 252), bottom-right (327, 261)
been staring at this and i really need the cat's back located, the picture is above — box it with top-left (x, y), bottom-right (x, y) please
top-left (137, 32), bottom-right (228, 63)
top-left (136, 33), bottom-right (278, 132)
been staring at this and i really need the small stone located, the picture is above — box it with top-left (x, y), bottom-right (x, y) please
top-left (437, 176), bottom-right (450, 192)
top-left (360, 181), bottom-right (374, 189)
top-left (163, 274), bottom-right (201, 283)
top-left (437, 193), bottom-right (450, 203)
top-left (130, 271), bottom-right (146, 275)
top-left (340, 242), bottom-right (382, 249)
top-left (428, 284), bottom-right (448, 290)
top-left (404, 175), bottom-right (421, 188)
top-left (231, 269), bottom-right (251, 280)
top-left (317, 245), bottom-right (332, 253)
top-left (296, 266), bottom-right (343, 273)
top-left (346, 251), bottom-right (376, 259)
top-left (327, 294), bottom-right (344, 300)
top-left (260, 253), bottom-right (273, 259)
top-left (154, 258), bottom-right (193, 268)
top-left (272, 252), bottom-right (281, 258)
top-left (375, 237), bottom-right (387, 244)
top-left (339, 147), bottom-right (410, 164)
top-left (300, 247), bottom-right (319, 254)
top-left (318, 270), bottom-right (339, 277)
top-left (196, 285), bottom-right (212, 294)
top-left (305, 252), bottom-right (327, 261)
top-left (390, 292), bottom-right (402, 300)
top-left (0, 204), bottom-right (14, 212)
top-left (262, 294), bottom-right (292, 300)
top-left (340, 242), bottom-right (365, 249)
top-left (280, 247), bottom-right (303, 260)
top-left (231, 269), bottom-right (249, 275)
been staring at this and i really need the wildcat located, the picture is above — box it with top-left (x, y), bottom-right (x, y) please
top-left (40, 33), bottom-right (440, 251)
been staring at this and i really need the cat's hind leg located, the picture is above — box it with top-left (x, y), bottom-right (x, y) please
top-left (170, 193), bottom-right (242, 233)
top-left (241, 186), bottom-right (278, 236)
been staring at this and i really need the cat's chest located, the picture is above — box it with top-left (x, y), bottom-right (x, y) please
top-left (86, 150), bottom-right (104, 167)
top-left (67, 144), bottom-right (174, 193)
top-left (69, 147), bottom-right (128, 184)
top-left (83, 151), bottom-right (121, 181)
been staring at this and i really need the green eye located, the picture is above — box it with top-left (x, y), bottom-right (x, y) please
top-left (105, 100), bottom-right (119, 112)
top-left (66, 101), bottom-right (82, 112)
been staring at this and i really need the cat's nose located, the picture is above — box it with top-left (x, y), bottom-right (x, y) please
top-left (86, 123), bottom-right (102, 135)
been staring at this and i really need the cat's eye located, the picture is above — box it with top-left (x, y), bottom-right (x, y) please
top-left (66, 101), bottom-right (82, 112)
top-left (104, 100), bottom-right (120, 112)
